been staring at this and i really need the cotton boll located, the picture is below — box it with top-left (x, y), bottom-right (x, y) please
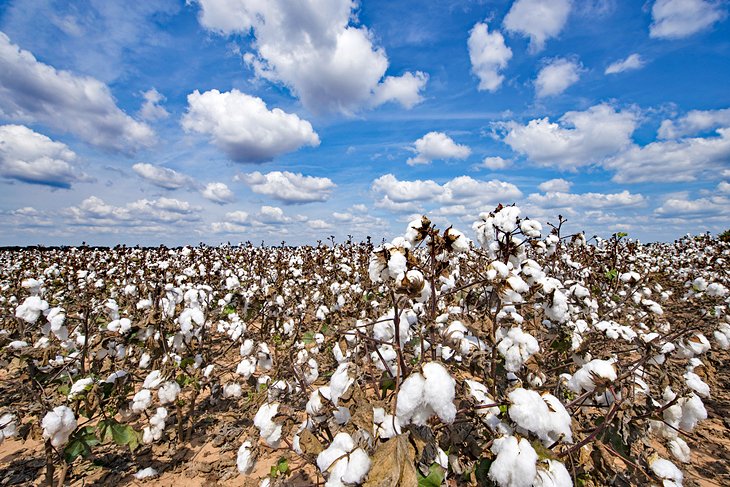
top-left (496, 327), bottom-right (540, 372)
top-left (683, 372), bottom-right (710, 398)
top-left (422, 362), bottom-right (456, 424)
top-left (668, 437), bottom-right (691, 463)
top-left (0, 414), bottom-right (18, 443)
top-left (133, 467), bottom-right (159, 480)
top-left (253, 402), bottom-right (282, 447)
top-left (68, 377), bottom-right (95, 400)
top-left (567, 359), bottom-right (617, 393)
top-left (237, 440), bottom-right (255, 474)
top-left (143, 370), bottom-right (164, 389)
top-left (328, 363), bottom-right (354, 406)
top-left (131, 389), bottom-right (152, 413)
top-left (41, 406), bottom-right (77, 447)
top-left (223, 383), bottom-right (243, 398)
top-left (158, 381), bottom-right (181, 404)
top-left (373, 407), bottom-right (401, 439)
top-left (508, 389), bottom-right (572, 445)
top-left (488, 435), bottom-right (538, 487)
top-left (342, 447), bottom-right (371, 484)
top-left (15, 296), bottom-right (49, 323)
top-left (650, 457), bottom-right (683, 486)
top-left (520, 219), bottom-right (542, 238)
top-left (236, 358), bottom-right (256, 379)
top-left (317, 432), bottom-right (355, 472)
top-left (533, 459), bottom-right (572, 487)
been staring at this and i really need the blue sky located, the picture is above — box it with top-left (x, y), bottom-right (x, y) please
top-left (0, 0), bottom-right (729, 246)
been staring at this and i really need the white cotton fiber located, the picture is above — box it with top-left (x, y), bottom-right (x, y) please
top-left (131, 389), bottom-right (152, 413)
top-left (650, 457), bottom-right (683, 486)
top-left (237, 440), bottom-right (255, 473)
top-left (488, 435), bottom-right (538, 487)
top-left (158, 381), bottom-right (181, 404)
top-left (508, 388), bottom-right (572, 445)
top-left (253, 402), bottom-right (282, 447)
top-left (422, 362), bottom-right (456, 424)
top-left (567, 359), bottom-right (617, 393)
top-left (42, 406), bottom-right (77, 447)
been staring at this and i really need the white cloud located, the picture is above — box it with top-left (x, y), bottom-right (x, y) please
top-left (650, 0), bottom-right (726, 39)
top-left (237, 171), bottom-right (335, 204)
top-left (65, 196), bottom-right (200, 226)
top-left (501, 104), bottom-right (638, 170)
top-left (718, 181), bottom-right (730, 194)
top-left (193, 0), bottom-right (427, 114)
top-left (0, 124), bottom-right (89, 188)
top-left (132, 163), bottom-right (194, 190)
top-left (407, 132), bottom-right (471, 165)
top-left (655, 195), bottom-right (730, 218)
top-left (468, 22), bottom-right (512, 92)
top-left (308, 219), bottom-right (333, 230)
top-left (225, 210), bottom-right (250, 224)
top-left (371, 174), bottom-right (443, 202)
top-left (476, 156), bottom-right (511, 170)
top-left (201, 182), bottom-right (235, 204)
top-left (181, 89), bottom-right (320, 162)
top-left (605, 53), bottom-right (645, 75)
top-left (604, 128), bottom-right (730, 183)
top-left (371, 173), bottom-right (522, 214)
top-left (535, 58), bottom-right (581, 98)
top-left (503, 0), bottom-right (572, 53)
top-left (0, 32), bottom-right (155, 152)
top-left (371, 71), bottom-right (429, 109)
top-left (528, 190), bottom-right (645, 209)
top-left (139, 88), bottom-right (169, 121)
top-left (256, 205), bottom-right (290, 224)
top-left (538, 178), bottom-right (572, 192)
top-left (658, 107), bottom-right (730, 139)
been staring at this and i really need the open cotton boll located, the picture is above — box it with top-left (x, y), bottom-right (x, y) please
top-left (133, 467), bottom-right (159, 480)
top-left (395, 372), bottom-right (431, 425)
top-left (567, 359), bottom-right (617, 393)
top-left (328, 363), bottom-right (355, 406)
top-left (508, 389), bottom-right (572, 445)
top-left (143, 370), bottom-right (164, 389)
top-left (178, 307), bottom-right (205, 334)
top-left (714, 323), bottom-right (730, 349)
top-left (706, 282), bottom-right (728, 297)
top-left (131, 389), bottom-right (152, 413)
top-left (158, 381), bottom-right (181, 404)
top-left (668, 437), bottom-right (691, 463)
top-left (0, 414), bottom-right (17, 443)
top-left (317, 432), bottom-right (355, 472)
top-left (342, 447), bottom-right (371, 484)
top-left (223, 383), bottom-right (243, 398)
top-left (444, 227), bottom-right (470, 253)
top-left (422, 362), bottom-right (456, 424)
top-left (15, 296), bottom-right (49, 324)
top-left (466, 380), bottom-right (505, 432)
top-left (533, 459), bottom-right (572, 487)
top-left (316, 432), bottom-right (371, 487)
top-left (496, 327), bottom-right (540, 372)
top-left (520, 219), bottom-right (542, 238)
top-left (42, 406), bottom-right (77, 447)
top-left (683, 372), bottom-right (710, 398)
top-left (68, 377), bottom-right (95, 400)
top-left (650, 457), bottom-right (683, 486)
top-left (253, 402), bottom-right (282, 447)
top-left (236, 358), bottom-right (256, 379)
top-left (488, 435), bottom-right (538, 487)
top-left (237, 440), bottom-right (255, 474)
top-left (373, 407), bottom-right (402, 439)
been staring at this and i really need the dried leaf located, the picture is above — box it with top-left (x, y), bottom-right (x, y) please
top-left (364, 434), bottom-right (418, 487)
top-left (298, 428), bottom-right (324, 456)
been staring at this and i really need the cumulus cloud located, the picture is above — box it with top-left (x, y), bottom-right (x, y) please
top-left (476, 156), bottom-right (511, 170)
top-left (500, 103), bottom-right (638, 170)
top-left (407, 132), bottom-right (471, 166)
top-left (528, 190), bottom-right (645, 209)
top-left (468, 22), bottom-right (512, 92)
top-left (535, 58), bottom-right (582, 98)
top-left (132, 163), bottom-right (194, 190)
top-left (658, 107), bottom-right (730, 139)
top-left (0, 32), bottom-right (155, 152)
top-left (65, 196), bottom-right (200, 226)
top-left (718, 181), bottom-right (730, 194)
top-left (650, 0), bottom-right (726, 39)
top-left (538, 178), bottom-right (572, 192)
top-left (193, 0), bottom-right (427, 114)
top-left (237, 171), bottom-right (335, 204)
top-left (181, 89), bottom-right (320, 163)
top-left (139, 88), bottom-right (169, 121)
top-left (0, 124), bottom-right (90, 188)
top-left (605, 53), bottom-right (645, 75)
top-left (201, 182), bottom-right (235, 204)
top-left (655, 195), bottom-right (730, 218)
top-left (256, 205), bottom-right (290, 224)
top-left (371, 173), bottom-right (522, 214)
top-left (604, 128), bottom-right (730, 183)
top-left (503, 0), bottom-right (572, 53)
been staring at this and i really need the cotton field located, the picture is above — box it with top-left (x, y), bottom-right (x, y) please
top-left (1, 204), bottom-right (729, 486)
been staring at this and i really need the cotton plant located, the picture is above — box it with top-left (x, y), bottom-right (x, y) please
top-left (316, 432), bottom-right (371, 487)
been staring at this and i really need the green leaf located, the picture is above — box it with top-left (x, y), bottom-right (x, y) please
top-left (474, 458), bottom-right (492, 485)
top-left (110, 423), bottom-right (141, 451)
top-left (616, 232), bottom-right (628, 238)
top-left (270, 456), bottom-right (289, 478)
top-left (64, 426), bottom-right (99, 463)
top-left (418, 463), bottom-right (445, 487)
top-left (302, 331), bottom-right (315, 344)
top-left (605, 269), bottom-right (618, 281)
top-left (222, 305), bottom-right (236, 316)
top-left (57, 384), bottom-right (70, 396)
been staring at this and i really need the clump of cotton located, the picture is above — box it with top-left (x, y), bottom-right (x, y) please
top-left (15, 296), bottom-right (49, 324)
top-left (131, 389), bottom-right (152, 413)
top-left (253, 402), bottom-right (282, 447)
top-left (133, 467), bottom-right (159, 480)
top-left (42, 406), bottom-right (77, 447)
top-left (143, 407), bottom-right (168, 443)
top-left (496, 327), bottom-right (539, 372)
top-left (488, 435), bottom-right (538, 487)
top-left (508, 388), bottom-right (572, 444)
top-left (533, 459), bottom-right (572, 487)
top-left (0, 414), bottom-right (17, 443)
top-left (142, 370), bottom-right (164, 389)
top-left (223, 383), bottom-right (243, 398)
top-left (237, 440), bottom-right (255, 474)
top-left (650, 457), bottom-right (683, 487)
top-left (396, 362), bottom-right (456, 425)
top-left (68, 377), bottom-right (95, 400)
top-left (567, 359), bottom-right (617, 393)
top-left (316, 432), bottom-right (371, 487)
top-left (158, 381), bottom-right (181, 404)
top-left (373, 407), bottom-right (401, 439)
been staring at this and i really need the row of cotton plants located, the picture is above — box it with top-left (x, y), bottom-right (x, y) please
top-left (0, 204), bottom-right (728, 486)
